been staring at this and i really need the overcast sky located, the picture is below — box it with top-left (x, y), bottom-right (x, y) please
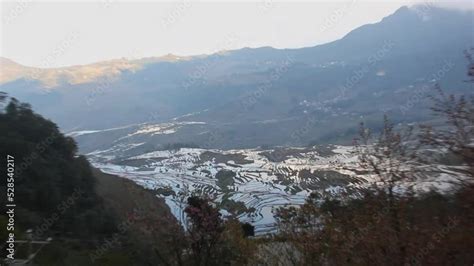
top-left (1, 0), bottom-right (472, 68)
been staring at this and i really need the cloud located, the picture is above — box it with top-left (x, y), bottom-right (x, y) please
top-left (408, 0), bottom-right (474, 11)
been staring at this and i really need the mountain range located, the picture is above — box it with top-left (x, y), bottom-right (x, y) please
top-left (1, 6), bottom-right (473, 151)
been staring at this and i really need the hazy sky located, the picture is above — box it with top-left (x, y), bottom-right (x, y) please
top-left (1, 0), bottom-right (472, 68)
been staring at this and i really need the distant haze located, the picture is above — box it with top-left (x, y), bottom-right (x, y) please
top-left (1, 0), bottom-right (472, 68)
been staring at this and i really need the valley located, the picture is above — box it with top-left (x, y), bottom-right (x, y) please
top-left (2, 2), bottom-right (474, 264)
top-left (87, 144), bottom-right (366, 234)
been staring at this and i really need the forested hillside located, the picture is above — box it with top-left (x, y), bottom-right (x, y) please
top-left (0, 95), bottom-right (182, 265)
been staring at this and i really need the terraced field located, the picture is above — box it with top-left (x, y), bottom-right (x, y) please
top-left (88, 145), bottom-right (373, 234)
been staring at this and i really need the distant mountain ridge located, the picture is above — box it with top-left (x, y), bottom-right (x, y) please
top-left (3, 6), bottom-right (469, 87)
top-left (0, 53), bottom-right (197, 87)
top-left (1, 5), bottom-right (473, 150)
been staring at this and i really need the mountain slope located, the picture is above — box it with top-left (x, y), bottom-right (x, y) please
top-left (1, 6), bottom-right (473, 150)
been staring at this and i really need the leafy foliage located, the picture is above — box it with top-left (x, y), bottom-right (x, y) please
top-left (273, 53), bottom-right (474, 265)
top-left (0, 96), bottom-right (114, 236)
top-left (182, 196), bottom-right (257, 266)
